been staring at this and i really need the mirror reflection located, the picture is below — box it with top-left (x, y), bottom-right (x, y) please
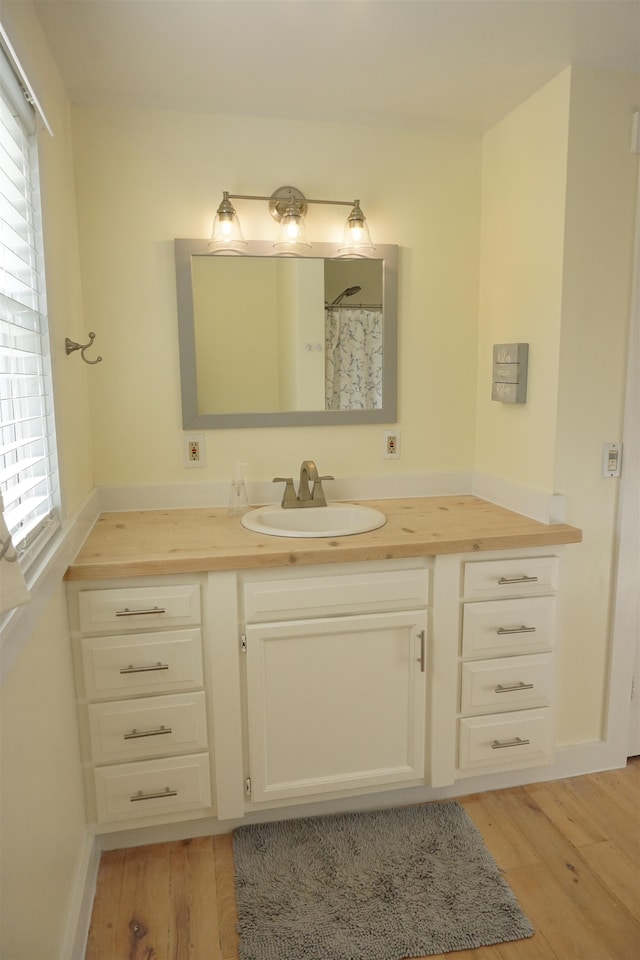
top-left (175, 240), bottom-right (398, 429)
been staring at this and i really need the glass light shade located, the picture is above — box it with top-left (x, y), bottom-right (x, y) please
top-left (209, 194), bottom-right (247, 253)
top-left (339, 202), bottom-right (375, 256)
top-left (273, 200), bottom-right (311, 254)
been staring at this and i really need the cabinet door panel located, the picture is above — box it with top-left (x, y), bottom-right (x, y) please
top-left (245, 612), bottom-right (427, 802)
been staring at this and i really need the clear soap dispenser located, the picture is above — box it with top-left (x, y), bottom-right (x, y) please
top-left (228, 462), bottom-right (250, 516)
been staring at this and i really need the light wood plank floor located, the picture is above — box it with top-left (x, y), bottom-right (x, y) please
top-left (85, 759), bottom-right (640, 960)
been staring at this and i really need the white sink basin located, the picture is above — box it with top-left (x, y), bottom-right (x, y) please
top-left (240, 502), bottom-right (386, 538)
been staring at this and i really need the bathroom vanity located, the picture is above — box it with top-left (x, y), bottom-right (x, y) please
top-left (64, 496), bottom-right (581, 836)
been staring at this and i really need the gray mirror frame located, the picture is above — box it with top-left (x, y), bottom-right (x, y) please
top-left (175, 239), bottom-right (398, 429)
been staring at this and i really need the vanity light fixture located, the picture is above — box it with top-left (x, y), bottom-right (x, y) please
top-left (209, 185), bottom-right (375, 256)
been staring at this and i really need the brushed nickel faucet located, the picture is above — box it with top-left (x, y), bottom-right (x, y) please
top-left (273, 460), bottom-right (334, 509)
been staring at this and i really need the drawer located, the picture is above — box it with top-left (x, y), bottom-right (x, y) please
top-left (460, 653), bottom-right (552, 714)
top-left (243, 568), bottom-right (428, 622)
top-left (78, 584), bottom-right (200, 634)
top-left (463, 556), bottom-right (559, 600)
top-left (81, 629), bottom-right (203, 700)
top-left (462, 596), bottom-right (556, 658)
top-left (458, 708), bottom-right (553, 771)
top-left (94, 753), bottom-right (211, 823)
top-left (88, 691), bottom-right (208, 764)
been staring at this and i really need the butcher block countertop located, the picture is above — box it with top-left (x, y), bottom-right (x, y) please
top-left (64, 496), bottom-right (582, 581)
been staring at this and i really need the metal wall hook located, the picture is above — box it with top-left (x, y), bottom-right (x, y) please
top-left (65, 331), bottom-right (102, 364)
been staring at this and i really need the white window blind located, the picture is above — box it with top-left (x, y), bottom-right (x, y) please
top-left (0, 47), bottom-right (58, 565)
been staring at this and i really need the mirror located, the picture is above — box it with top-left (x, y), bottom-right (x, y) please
top-left (175, 240), bottom-right (398, 428)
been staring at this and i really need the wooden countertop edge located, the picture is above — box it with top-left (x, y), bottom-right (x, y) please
top-left (64, 523), bottom-right (582, 581)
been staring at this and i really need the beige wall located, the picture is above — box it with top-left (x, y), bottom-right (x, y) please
top-left (0, 588), bottom-right (87, 959)
top-left (554, 69), bottom-right (639, 742)
top-left (476, 67), bottom-right (638, 744)
top-left (70, 107), bottom-right (481, 483)
top-left (0, 3), bottom-right (92, 957)
top-left (475, 69), bottom-right (571, 490)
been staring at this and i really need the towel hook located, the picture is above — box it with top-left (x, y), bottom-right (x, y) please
top-left (65, 331), bottom-right (102, 365)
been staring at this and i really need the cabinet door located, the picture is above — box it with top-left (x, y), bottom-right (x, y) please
top-left (244, 611), bottom-right (427, 803)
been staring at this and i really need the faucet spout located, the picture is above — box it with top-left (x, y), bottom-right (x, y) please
top-left (298, 460), bottom-right (319, 501)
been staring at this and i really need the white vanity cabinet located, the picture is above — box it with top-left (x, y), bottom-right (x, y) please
top-left (239, 561), bottom-right (430, 805)
top-left (67, 577), bottom-right (213, 829)
top-left (456, 555), bottom-right (558, 775)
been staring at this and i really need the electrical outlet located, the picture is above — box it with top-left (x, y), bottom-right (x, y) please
top-left (383, 430), bottom-right (400, 459)
top-left (184, 434), bottom-right (205, 468)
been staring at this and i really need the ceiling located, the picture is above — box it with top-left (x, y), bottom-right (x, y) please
top-left (32, 0), bottom-right (640, 132)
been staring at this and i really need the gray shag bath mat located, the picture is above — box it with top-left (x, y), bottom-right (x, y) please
top-left (232, 801), bottom-right (533, 960)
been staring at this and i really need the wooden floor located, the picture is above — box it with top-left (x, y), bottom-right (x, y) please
top-left (85, 759), bottom-right (640, 960)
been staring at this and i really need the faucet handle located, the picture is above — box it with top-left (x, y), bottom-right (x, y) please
top-left (311, 474), bottom-right (334, 505)
top-left (273, 477), bottom-right (297, 508)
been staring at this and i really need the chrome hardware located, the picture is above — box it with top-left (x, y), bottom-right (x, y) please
top-left (115, 606), bottom-right (166, 617)
top-left (497, 575), bottom-right (538, 585)
top-left (491, 737), bottom-right (531, 750)
top-left (130, 786), bottom-right (177, 802)
top-left (496, 625), bottom-right (537, 635)
top-left (273, 460), bottom-right (334, 509)
top-left (119, 662), bottom-right (170, 674)
top-left (418, 629), bottom-right (426, 673)
top-left (124, 725), bottom-right (172, 740)
top-left (494, 682), bottom-right (535, 694)
top-left (64, 330), bottom-right (102, 364)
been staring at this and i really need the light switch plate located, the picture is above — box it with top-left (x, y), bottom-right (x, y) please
top-left (602, 442), bottom-right (622, 478)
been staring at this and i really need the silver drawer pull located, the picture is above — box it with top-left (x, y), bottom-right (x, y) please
top-left (491, 736), bottom-right (531, 750)
top-left (115, 606), bottom-right (166, 617)
top-left (120, 662), bottom-right (170, 675)
top-left (497, 575), bottom-right (538, 585)
top-left (130, 786), bottom-right (178, 802)
top-left (496, 625), bottom-right (537, 635)
top-left (124, 725), bottom-right (172, 740)
top-left (495, 682), bottom-right (535, 694)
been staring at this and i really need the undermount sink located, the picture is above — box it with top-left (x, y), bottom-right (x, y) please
top-left (240, 502), bottom-right (387, 538)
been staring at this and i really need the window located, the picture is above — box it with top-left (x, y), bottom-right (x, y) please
top-left (0, 47), bottom-right (58, 568)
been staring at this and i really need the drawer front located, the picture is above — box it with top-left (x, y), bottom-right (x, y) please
top-left (463, 556), bottom-right (559, 600)
top-left (243, 568), bottom-right (429, 622)
top-left (460, 653), bottom-right (552, 714)
top-left (462, 596), bottom-right (556, 658)
top-left (78, 584), bottom-right (200, 634)
top-left (81, 629), bottom-right (203, 700)
top-left (458, 708), bottom-right (553, 771)
top-left (88, 691), bottom-right (208, 764)
top-left (94, 753), bottom-right (211, 823)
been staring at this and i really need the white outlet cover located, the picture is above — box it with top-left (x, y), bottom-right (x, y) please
top-left (184, 433), bottom-right (206, 468)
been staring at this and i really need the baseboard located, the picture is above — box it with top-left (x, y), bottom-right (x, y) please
top-left (97, 736), bottom-right (628, 853)
top-left (60, 831), bottom-right (101, 960)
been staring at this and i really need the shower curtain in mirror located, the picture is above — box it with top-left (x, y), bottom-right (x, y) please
top-left (0, 493), bottom-right (29, 615)
top-left (325, 306), bottom-right (383, 411)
